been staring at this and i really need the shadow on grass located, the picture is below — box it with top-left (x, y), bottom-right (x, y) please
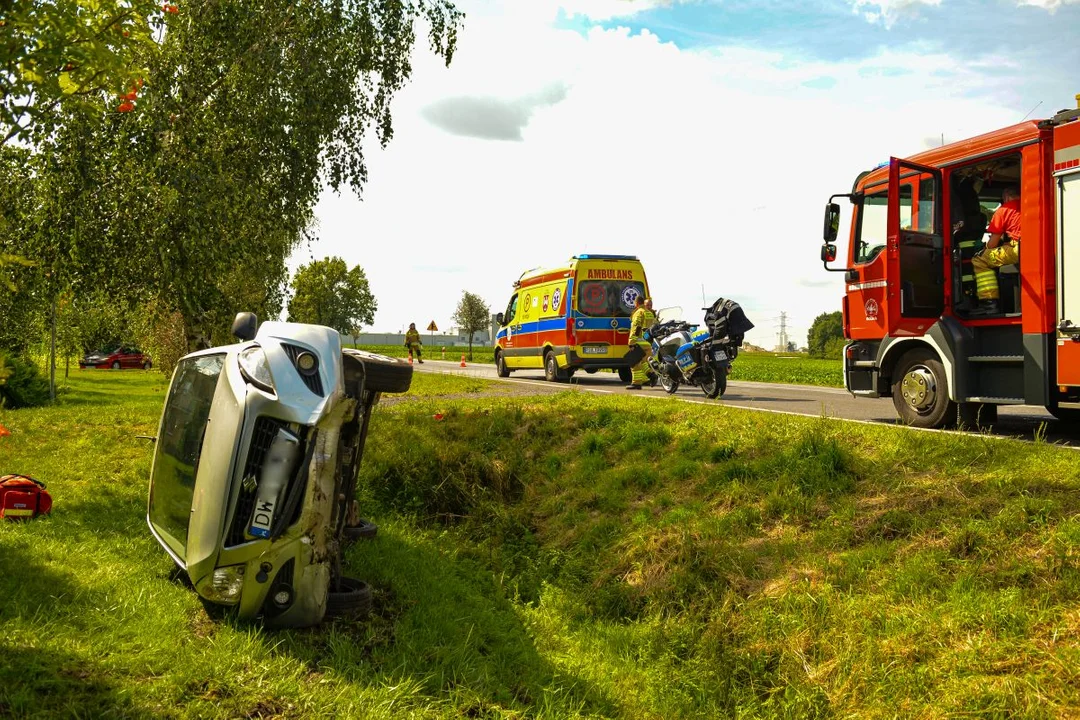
top-left (0, 644), bottom-right (156, 720)
top-left (267, 531), bottom-right (619, 717)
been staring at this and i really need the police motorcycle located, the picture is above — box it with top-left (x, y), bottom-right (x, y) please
top-left (644, 298), bottom-right (754, 399)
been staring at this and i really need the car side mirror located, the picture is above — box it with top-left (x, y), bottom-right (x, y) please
top-left (232, 312), bottom-right (258, 341)
top-left (821, 243), bottom-right (838, 263)
top-left (823, 202), bottom-right (841, 243)
top-left (495, 312), bottom-right (504, 326)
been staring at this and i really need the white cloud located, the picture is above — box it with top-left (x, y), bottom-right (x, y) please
top-left (852, 0), bottom-right (941, 27)
top-left (299, 4), bottom-right (1027, 347)
top-left (1017, 0), bottom-right (1079, 9)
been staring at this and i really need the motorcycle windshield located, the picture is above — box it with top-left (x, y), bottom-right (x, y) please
top-left (656, 306), bottom-right (683, 324)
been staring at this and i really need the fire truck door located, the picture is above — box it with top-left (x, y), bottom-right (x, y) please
top-left (886, 157), bottom-right (945, 337)
top-left (1057, 171), bottom-right (1080, 385)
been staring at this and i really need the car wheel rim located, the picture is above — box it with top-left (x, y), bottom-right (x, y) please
top-left (901, 365), bottom-right (937, 413)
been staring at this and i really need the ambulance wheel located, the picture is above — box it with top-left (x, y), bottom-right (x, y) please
top-left (618, 367), bottom-right (633, 383)
top-left (891, 349), bottom-right (955, 429)
top-left (325, 577), bottom-right (372, 619)
top-left (342, 349), bottom-right (413, 394)
top-left (495, 351), bottom-right (511, 378)
top-left (544, 350), bottom-right (568, 383)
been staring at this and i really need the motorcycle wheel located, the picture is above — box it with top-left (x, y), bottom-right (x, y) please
top-left (700, 366), bottom-right (722, 399)
top-left (659, 372), bottom-right (679, 394)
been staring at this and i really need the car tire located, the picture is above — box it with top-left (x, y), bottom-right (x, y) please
top-left (495, 351), bottom-right (511, 378)
top-left (342, 349), bottom-right (413, 394)
top-left (325, 577), bottom-right (372, 619)
top-left (891, 349), bottom-right (956, 429)
top-left (343, 518), bottom-right (378, 541)
top-left (143, 360), bottom-right (152, 370)
top-left (111, 360), bottom-right (121, 370)
top-left (618, 367), bottom-right (633, 383)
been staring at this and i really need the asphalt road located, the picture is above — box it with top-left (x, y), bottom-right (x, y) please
top-left (411, 359), bottom-right (1080, 446)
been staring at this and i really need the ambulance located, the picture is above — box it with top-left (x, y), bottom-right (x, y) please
top-left (494, 254), bottom-right (650, 382)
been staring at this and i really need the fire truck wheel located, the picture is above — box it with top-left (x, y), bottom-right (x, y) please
top-left (342, 349), bottom-right (413, 394)
top-left (891, 349), bottom-right (956, 429)
top-left (325, 577), bottom-right (372, 619)
top-left (495, 351), bottom-right (511, 378)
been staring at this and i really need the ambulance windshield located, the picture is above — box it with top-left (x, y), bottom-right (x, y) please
top-left (577, 280), bottom-right (647, 318)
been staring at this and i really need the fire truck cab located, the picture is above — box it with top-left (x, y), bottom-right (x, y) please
top-left (821, 97), bottom-right (1080, 428)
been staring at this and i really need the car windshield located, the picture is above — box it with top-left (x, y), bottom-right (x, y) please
top-left (148, 354), bottom-right (226, 552)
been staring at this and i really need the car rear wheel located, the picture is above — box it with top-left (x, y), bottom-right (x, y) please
top-left (111, 360), bottom-right (121, 370)
top-left (342, 349), bottom-right (413, 394)
top-left (325, 577), bottom-right (372, 619)
top-left (143, 360), bottom-right (152, 370)
top-left (343, 518), bottom-right (378, 542)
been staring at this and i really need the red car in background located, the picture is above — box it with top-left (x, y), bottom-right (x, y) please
top-left (79, 346), bottom-right (152, 370)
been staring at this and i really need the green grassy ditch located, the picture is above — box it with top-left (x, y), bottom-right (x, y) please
top-left (351, 344), bottom-right (844, 388)
top-left (2, 371), bottom-right (1079, 717)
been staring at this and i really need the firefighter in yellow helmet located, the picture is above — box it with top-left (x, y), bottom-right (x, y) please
top-left (626, 296), bottom-right (656, 390)
top-left (405, 323), bottom-right (423, 363)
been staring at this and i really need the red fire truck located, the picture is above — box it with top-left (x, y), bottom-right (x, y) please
top-left (821, 96), bottom-right (1080, 428)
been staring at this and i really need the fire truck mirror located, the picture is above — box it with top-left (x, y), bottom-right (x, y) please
top-left (823, 203), bottom-right (841, 243)
top-left (821, 243), bottom-right (838, 264)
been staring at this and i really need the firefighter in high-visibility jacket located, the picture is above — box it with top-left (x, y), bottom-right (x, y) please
top-left (971, 186), bottom-right (1021, 316)
top-left (627, 297), bottom-right (656, 390)
top-left (405, 323), bottom-right (423, 363)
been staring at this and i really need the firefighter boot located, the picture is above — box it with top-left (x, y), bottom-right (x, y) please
top-left (969, 299), bottom-right (1000, 317)
top-left (625, 384), bottom-right (643, 390)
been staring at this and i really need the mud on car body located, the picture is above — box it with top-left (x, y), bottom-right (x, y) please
top-left (146, 313), bottom-right (411, 628)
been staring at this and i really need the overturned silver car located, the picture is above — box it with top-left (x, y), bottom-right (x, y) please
top-left (146, 313), bottom-right (411, 627)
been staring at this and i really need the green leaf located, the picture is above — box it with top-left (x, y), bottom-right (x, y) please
top-left (58, 72), bottom-right (80, 95)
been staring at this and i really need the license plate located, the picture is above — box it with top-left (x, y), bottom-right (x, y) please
top-left (582, 346), bottom-right (607, 355)
top-left (713, 349), bottom-right (728, 361)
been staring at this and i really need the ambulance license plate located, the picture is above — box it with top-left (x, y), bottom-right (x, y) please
top-left (713, 350), bottom-right (728, 361)
top-left (582, 346), bottom-right (607, 355)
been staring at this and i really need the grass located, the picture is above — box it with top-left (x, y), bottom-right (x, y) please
top-left (352, 344), bottom-right (844, 388)
top-left (349, 343), bottom-right (497, 365)
top-left (3, 372), bottom-right (1080, 717)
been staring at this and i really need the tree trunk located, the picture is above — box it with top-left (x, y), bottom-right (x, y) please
top-left (468, 334), bottom-right (473, 361)
top-left (49, 293), bottom-right (57, 401)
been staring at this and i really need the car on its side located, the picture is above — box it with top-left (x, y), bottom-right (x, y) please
top-left (79, 346), bottom-right (151, 370)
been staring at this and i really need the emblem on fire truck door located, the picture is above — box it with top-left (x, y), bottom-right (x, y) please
top-left (865, 298), bottom-right (879, 320)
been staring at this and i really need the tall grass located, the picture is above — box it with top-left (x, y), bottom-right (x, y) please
top-left (3, 372), bottom-right (1079, 717)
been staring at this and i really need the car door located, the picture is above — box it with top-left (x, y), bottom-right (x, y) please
top-left (886, 157), bottom-right (945, 336)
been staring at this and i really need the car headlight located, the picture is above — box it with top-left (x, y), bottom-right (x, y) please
top-left (238, 345), bottom-right (275, 394)
top-left (200, 565), bottom-right (246, 605)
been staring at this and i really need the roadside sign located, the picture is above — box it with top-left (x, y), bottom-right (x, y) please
top-left (426, 321), bottom-right (438, 332)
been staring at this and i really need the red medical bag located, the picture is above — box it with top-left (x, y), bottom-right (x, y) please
top-left (0, 474), bottom-right (53, 520)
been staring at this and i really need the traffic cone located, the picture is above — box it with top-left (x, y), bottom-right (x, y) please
top-left (460, 354), bottom-right (467, 368)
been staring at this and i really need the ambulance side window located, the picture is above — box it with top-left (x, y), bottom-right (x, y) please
top-left (502, 294), bottom-right (518, 325)
top-left (856, 184), bottom-right (911, 264)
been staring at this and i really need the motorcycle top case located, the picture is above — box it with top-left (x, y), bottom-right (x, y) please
top-left (1, 474), bottom-right (53, 520)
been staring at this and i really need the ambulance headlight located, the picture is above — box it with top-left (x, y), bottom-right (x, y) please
top-left (201, 565), bottom-right (246, 605)
top-left (238, 345), bottom-right (275, 394)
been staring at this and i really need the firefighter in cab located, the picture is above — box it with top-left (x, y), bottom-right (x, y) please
top-left (405, 323), bottom-right (423, 363)
top-left (971, 186), bottom-right (1021, 316)
top-left (627, 296), bottom-right (656, 390)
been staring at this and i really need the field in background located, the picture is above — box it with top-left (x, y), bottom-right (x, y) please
top-left (351, 344), bottom-right (843, 387)
top-left (3, 371), bottom-right (1080, 717)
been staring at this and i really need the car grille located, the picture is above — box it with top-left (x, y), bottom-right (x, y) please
top-left (225, 417), bottom-right (302, 547)
top-left (282, 344), bottom-right (324, 396)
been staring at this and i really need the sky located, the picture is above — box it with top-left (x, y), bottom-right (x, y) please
top-left (289, 0), bottom-right (1080, 348)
